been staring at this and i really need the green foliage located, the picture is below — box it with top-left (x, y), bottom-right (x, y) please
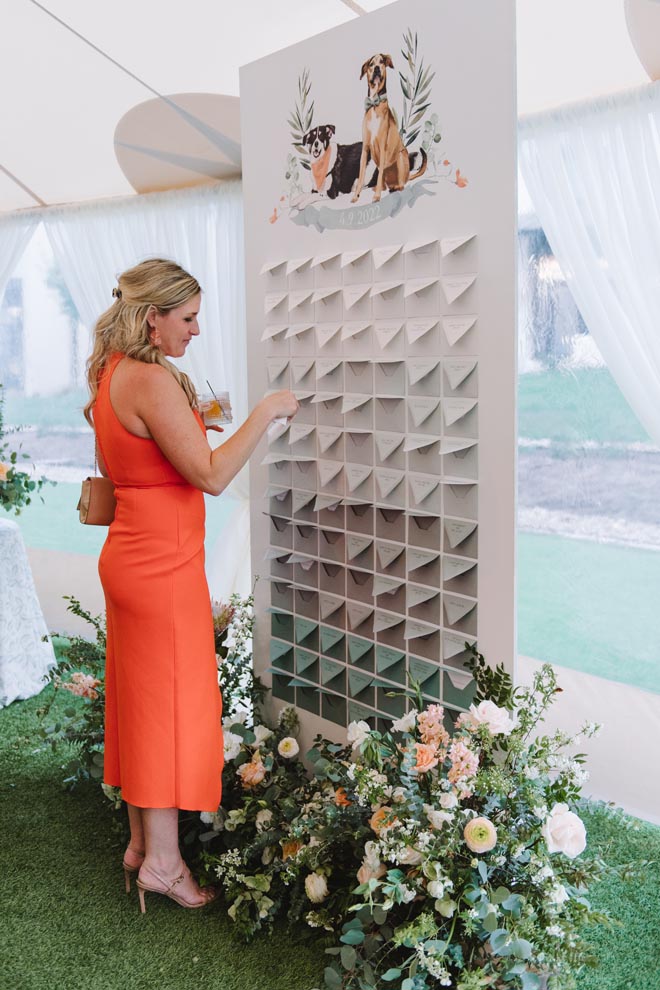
top-left (289, 67), bottom-right (314, 171)
top-left (0, 383), bottom-right (50, 514)
top-left (398, 28), bottom-right (435, 148)
top-left (464, 642), bottom-right (516, 710)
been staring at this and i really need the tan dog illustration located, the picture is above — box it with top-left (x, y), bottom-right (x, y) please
top-left (352, 53), bottom-right (427, 203)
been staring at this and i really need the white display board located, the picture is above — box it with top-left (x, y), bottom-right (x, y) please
top-left (240, 0), bottom-right (517, 740)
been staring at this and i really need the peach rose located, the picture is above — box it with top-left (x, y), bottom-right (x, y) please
top-left (369, 805), bottom-right (398, 835)
top-left (357, 859), bottom-right (387, 884)
top-left (237, 752), bottom-right (267, 789)
top-left (281, 839), bottom-right (303, 861)
top-left (334, 787), bottom-right (352, 807)
top-left (0, 462), bottom-right (10, 482)
top-left (61, 672), bottom-right (101, 700)
top-left (414, 742), bottom-right (440, 774)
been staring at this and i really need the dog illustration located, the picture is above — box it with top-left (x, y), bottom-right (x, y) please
top-left (352, 53), bottom-right (427, 203)
top-left (303, 125), bottom-right (377, 199)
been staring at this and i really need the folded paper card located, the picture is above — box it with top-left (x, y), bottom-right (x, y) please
top-left (319, 594), bottom-right (344, 620)
top-left (295, 648), bottom-right (318, 673)
top-left (343, 284), bottom-right (372, 309)
top-left (442, 314), bottom-right (477, 346)
top-left (266, 357), bottom-right (289, 383)
top-left (444, 594), bottom-right (477, 626)
top-left (311, 250), bottom-right (341, 269)
top-left (440, 234), bottom-right (476, 257)
top-left (406, 548), bottom-right (441, 572)
top-left (288, 423), bottom-right (315, 445)
top-left (295, 617), bottom-right (318, 642)
top-left (263, 547), bottom-right (289, 561)
top-left (263, 484), bottom-right (290, 500)
top-left (375, 433), bottom-right (405, 461)
top-left (317, 460), bottom-right (344, 486)
top-left (370, 280), bottom-right (403, 298)
top-left (341, 321), bottom-right (371, 341)
top-left (375, 469), bottom-right (405, 499)
top-left (316, 358), bottom-right (343, 379)
top-left (320, 657), bottom-right (344, 685)
top-left (440, 273), bottom-right (477, 305)
top-left (374, 320), bottom-right (405, 349)
top-left (404, 276), bottom-right (439, 298)
top-left (261, 324), bottom-right (288, 342)
top-left (349, 670), bottom-right (374, 696)
top-left (404, 618), bottom-right (438, 640)
top-left (260, 259), bottom-right (286, 275)
top-left (341, 393), bottom-right (371, 415)
top-left (443, 631), bottom-right (475, 660)
top-left (373, 610), bottom-right (405, 633)
top-left (444, 358), bottom-right (477, 391)
top-left (345, 464), bottom-right (373, 493)
top-left (317, 427), bottom-right (343, 453)
top-left (408, 358), bottom-right (439, 386)
top-left (372, 574), bottom-right (406, 597)
top-left (406, 317), bottom-right (439, 344)
top-left (341, 248), bottom-right (370, 268)
top-left (445, 668), bottom-right (475, 691)
top-left (291, 490), bottom-right (317, 513)
top-left (409, 475), bottom-right (441, 505)
top-left (314, 494), bottom-right (343, 512)
top-left (311, 391), bottom-right (342, 405)
top-left (408, 397), bottom-right (440, 428)
top-left (288, 288), bottom-right (314, 310)
top-left (376, 645), bottom-right (406, 672)
top-left (443, 556), bottom-right (477, 581)
top-left (372, 244), bottom-right (402, 269)
top-left (403, 434), bottom-right (440, 453)
top-left (346, 602), bottom-right (374, 629)
top-left (264, 291), bottom-right (287, 314)
top-left (284, 323), bottom-right (314, 339)
top-left (376, 541), bottom-right (405, 569)
top-left (408, 656), bottom-right (438, 684)
top-left (444, 519), bottom-right (477, 549)
top-left (267, 420), bottom-right (289, 443)
top-left (443, 398), bottom-right (477, 427)
top-left (402, 238), bottom-right (436, 255)
top-left (346, 534), bottom-right (373, 560)
top-left (285, 257), bottom-right (311, 275)
top-left (407, 584), bottom-right (439, 608)
top-left (311, 286), bottom-right (341, 304)
top-left (316, 323), bottom-right (343, 348)
top-left (439, 437), bottom-right (478, 456)
top-left (320, 625), bottom-right (345, 651)
top-left (347, 637), bottom-right (373, 663)
top-left (290, 358), bottom-right (315, 384)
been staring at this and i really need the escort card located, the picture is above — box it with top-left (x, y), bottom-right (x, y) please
top-left (444, 595), bottom-right (477, 626)
top-left (346, 535), bottom-right (373, 560)
top-left (444, 519), bottom-right (477, 549)
top-left (374, 320), bottom-right (405, 349)
top-left (316, 323), bottom-right (343, 348)
top-left (444, 358), bottom-right (477, 390)
top-left (442, 314), bottom-right (477, 346)
top-left (440, 233), bottom-right (476, 257)
top-left (343, 284), bottom-right (371, 310)
top-left (288, 288), bottom-right (314, 310)
top-left (404, 276), bottom-right (439, 298)
top-left (375, 469), bottom-right (405, 499)
top-left (372, 244), bottom-right (402, 269)
top-left (376, 542), bottom-right (405, 569)
top-left (317, 427), bottom-right (343, 453)
top-left (440, 274), bottom-right (476, 305)
top-left (408, 358), bottom-right (440, 386)
top-left (443, 398), bottom-right (477, 427)
top-left (345, 464), bottom-right (373, 493)
top-left (408, 397), bottom-right (440, 428)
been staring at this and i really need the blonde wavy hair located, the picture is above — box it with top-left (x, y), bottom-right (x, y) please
top-left (84, 258), bottom-right (201, 426)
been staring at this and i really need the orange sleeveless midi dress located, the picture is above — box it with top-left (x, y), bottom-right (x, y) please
top-left (94, 353), bottom-right (223, 811)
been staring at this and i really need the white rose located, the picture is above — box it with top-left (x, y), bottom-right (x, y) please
top-left (391, 708), bottom-right (418, 733)
top-left (347, 720), bottom-right (371, 750)
top-left (363, 840), bottom-right (382, 868)
top-left (278, 736), bottom-right (300, 758)
top-left (427, 880), bottom-right (446, 898)
top-left (223, 731), bottom-right (243, 761)
top-left (548, 883), bottom-right (569, 905)
top-left (255, 808), bottom-right (273, 831)
top-left (439, 792), bottom-right (458, 809)
top-left (436, 896), bottom-right (457, 918)
top-left (254, 724), bottom-right (274, 746)
top-left (305, 872), bottom-right (329, 903)
top-left (391, 786), bottom-right (407, 805)
top-left (542, 803), bottom-right (587, 859)
top-left (468, 700), bottom-right (515, 736)
top-left (424, 805), bottom-right (454, 830)
top-left (200, 811), bottom-right (215, 824)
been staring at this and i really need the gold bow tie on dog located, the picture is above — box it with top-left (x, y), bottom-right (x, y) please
top-left (364, 93), bottom-right (388, 110)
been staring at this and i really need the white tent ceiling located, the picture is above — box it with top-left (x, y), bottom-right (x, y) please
top-left (0, 0), bottom-right (648, 214)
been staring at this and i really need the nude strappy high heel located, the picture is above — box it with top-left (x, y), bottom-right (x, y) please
top-left (135, 863), bottom-right (218, 913)
top-left (122, 848), bottom-right (145, 893)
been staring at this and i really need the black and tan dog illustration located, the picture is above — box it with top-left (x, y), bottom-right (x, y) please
top-left (352, 53), bottom-right (427, 203)
top-left (303, 125), bottom-right (377, 199)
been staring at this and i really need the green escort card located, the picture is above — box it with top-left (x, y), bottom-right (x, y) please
top-left (321, 691), bottom-right (347, 727)
top-left (320, 625), bottom-right (345, 654)
top-left (375, 645), bottom-right (406, 673)
top-left (443, 670), bottom-right (476, 709)
top-left (295, 648), bottom-right (318, 674)
top-left (294, 617), bottom-right (319, 646)
top-left (320, 657), bottom-right (345, 688)
top-left (347, 635), bottom-right (373, 663)
top-left (349, 670), bottom-right (374, 698)
top-left (348, 701), bottom-right (376, 724)
top-left (295, 684), bottom-right (320, 715)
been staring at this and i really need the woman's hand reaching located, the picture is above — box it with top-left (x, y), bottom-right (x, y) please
top-left (262, 390), bottom-right (300, 423)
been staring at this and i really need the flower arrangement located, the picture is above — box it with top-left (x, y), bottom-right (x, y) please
top-left (0, 383), bottom-right (48, 514)
top-left (200, 651), bottom-right (626, 990)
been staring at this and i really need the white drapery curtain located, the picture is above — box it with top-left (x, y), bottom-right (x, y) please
top-left (0, 212), bottom-right (39, 305)
top-left (42, 180), bottom-right (250, 599)
top-left (519, 81), bottom-right (660, 446)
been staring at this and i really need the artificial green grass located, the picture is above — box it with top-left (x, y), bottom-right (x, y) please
top-left (0, 689), bottom-right (325, 990)
top-left (2, 690), bottom-right (660, 990)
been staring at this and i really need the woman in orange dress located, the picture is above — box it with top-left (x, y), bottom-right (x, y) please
top-left (85, 258), bottom-right (298, 911)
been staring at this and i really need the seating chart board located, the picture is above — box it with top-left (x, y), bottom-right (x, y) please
top-left (241, 0), bottom-right (516, 741)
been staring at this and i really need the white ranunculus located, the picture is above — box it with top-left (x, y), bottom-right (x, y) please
top-left (255, 808), bottom-right (273, 831)
top-left (548, 883), bottom-right (570, 905)
top-left (253, 724), bottom-right (274, 746)
top-left (305, 872), bottom-right (329, 903)
top-left (200, 811), bottom-right (215, 825)
top-left (435, 896), bottom-right (457, 918)
top-left (542, 803), bottom-right (587, 859)
top-left (223, 731), bottom-right (243, 761)
top-left (439, 792), bottom-right (458, 809)
top-left (468, 699), bottom-right (515, 736)
top-left (391, 708), bottom-right (418, 733)
top-left (347, 720), bottom-right (371, 750)
top-left (391, 786), bottom-right (407, 805)
top-left (278, 736), bottom-right (300, 758)
top-left (399, 846), bottom-right (423, 865)
top-left (427, 880), bottom-right (446, 898)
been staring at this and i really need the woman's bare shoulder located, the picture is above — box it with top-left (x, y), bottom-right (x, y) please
top-left (115, 356), bottom-right (175, 391)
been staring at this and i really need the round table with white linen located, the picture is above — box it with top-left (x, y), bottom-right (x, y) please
top-left (0, 518), bottom-right (55, 707)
